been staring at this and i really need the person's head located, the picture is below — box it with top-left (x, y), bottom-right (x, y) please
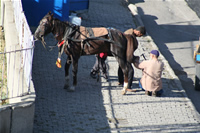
top-left (134, 26), bottom-right (146, 37)
top-left (150, 50), bottom-right (159, 59)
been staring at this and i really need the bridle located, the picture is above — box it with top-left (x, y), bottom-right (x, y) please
top-left (35, 17), bottom-right (55, 50)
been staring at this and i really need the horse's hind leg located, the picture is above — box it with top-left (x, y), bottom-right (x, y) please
top-left (118, 61), bottom-right (133, 95)
top-left (64, 56), bottom-right (71, 90)
top-left (122, 62), bottom-right (133, 95)
top-left (115, 57), bottom-right (129, 94)
top-left (121, 68), bottom-right (129, 95)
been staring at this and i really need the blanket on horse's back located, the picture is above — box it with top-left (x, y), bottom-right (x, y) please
top-left (78, 26), bottom-right (138, 63)
top-left (124, 28), bottom-right (139, 63)
top-left (79, 26), bottom-right (108, 39)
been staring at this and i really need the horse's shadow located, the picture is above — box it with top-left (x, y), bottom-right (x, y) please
top-left (32, 37), bottom-right (113, 132)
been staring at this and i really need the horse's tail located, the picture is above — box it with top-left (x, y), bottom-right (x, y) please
top-left (125, 34), bottom-right (138, 63)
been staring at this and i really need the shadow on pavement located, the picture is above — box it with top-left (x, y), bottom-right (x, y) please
top-left (134, 5), bottom-right (200, 114)
top-left (32, 32), bottom-right (112, 132)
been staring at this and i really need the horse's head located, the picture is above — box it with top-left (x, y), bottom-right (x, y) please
top-left (34, 11), bottom-right (54, 47)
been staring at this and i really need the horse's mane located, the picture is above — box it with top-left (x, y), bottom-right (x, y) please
top-left (54, 18), bottom-right (69, 26)
top-left (52, 18), bottom-right (71, 39)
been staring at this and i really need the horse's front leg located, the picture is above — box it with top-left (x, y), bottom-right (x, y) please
top-left (64, 56), bottom-right (71, 90)
top-left (68, 58), bottom-right (78, 92)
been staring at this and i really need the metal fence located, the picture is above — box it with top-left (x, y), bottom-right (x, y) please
top-left (0, 46), bottom-right (34, 102)
top-left (0, 0), bottom-right (35, 104)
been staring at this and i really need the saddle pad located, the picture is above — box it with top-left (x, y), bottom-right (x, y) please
top-left (79, 26), bottom-right (108, 39)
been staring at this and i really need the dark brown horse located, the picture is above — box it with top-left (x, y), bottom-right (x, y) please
top-left (34, 12), bottom-right (135, 94)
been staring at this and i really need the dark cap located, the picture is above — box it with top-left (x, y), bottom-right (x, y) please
top-left (150, 50), bottom-right (159, 57)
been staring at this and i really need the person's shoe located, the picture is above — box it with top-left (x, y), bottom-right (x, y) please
top-left (145, 91), bottom-right (151, 96)
top-left (102, 73), bottom-right (108, 79)
top-left (152, 91), bottom-right (157, 97)
top-left (90, 72), bottom-right (96, 79)
top-left (118, 82), bottom-right (124, 85)
top-left (156, 93), bottom-right (161, 97)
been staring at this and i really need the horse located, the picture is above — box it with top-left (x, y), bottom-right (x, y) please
top-left (34, 12), bottom-right (135, 94)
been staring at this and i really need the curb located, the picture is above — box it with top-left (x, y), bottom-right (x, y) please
top-left (128, 4), bottom-right (144, 27)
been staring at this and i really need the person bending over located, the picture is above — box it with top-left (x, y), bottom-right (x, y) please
top-left (118, 26), bottom-right (146, 92)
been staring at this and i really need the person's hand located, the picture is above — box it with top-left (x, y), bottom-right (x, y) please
top-left (133, 56), bottom-right (140, 63)
top-left (133, 56), bottom-right (139, 68)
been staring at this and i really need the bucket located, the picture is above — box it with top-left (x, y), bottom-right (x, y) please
top-left (69, 15), bottom-right (82, 26)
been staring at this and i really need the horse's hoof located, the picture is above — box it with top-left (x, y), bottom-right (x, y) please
top-left (67, 86), bottom-right (75, 92)
top-left (64, 84), bottom-right (69, 89)
top-left (64, 76), bottom-right (70, 89)
top-left (121, 89), bottom-right (127, 95)
top-left (67, 89), bottom-right (75, 92)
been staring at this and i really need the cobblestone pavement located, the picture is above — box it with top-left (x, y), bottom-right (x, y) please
top-left (32, 0), bottom-right (200, 132)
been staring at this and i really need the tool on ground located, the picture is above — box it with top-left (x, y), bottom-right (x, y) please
top-left (141, 53), bottom-right (146, 60)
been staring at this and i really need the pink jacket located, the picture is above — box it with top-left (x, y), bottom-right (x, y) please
top-left (138, 59), bottom-right (164, 92)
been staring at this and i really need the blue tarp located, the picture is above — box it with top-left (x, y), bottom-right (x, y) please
top-left (22, 0), bottom-right (88, 26)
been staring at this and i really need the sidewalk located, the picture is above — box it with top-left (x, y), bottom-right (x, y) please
top-left (32, 0), bottom-right (200, 132)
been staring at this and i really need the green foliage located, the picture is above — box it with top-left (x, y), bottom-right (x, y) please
top-left (0, 27), bottom-right (8, 105)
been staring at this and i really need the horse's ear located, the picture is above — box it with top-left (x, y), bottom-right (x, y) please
top-left (49, 13), bottom-right (54, 21)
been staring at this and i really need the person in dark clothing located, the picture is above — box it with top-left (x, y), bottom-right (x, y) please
top-left (90, 52), bottom-right (108, 80)
top-left (118, 26), bottom-right (146, 92)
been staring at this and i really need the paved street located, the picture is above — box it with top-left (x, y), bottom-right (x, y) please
top-left (32, 0), bottom-right (200, 132)
top-left (186, 0), bottom-right (200, 18)
top-left (132, 0), bottom-right (200, 113)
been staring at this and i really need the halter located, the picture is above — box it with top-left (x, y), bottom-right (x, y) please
top-left (36, 17), bottom-right (55, 50)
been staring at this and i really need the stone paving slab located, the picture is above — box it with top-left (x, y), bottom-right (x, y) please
top-left (101, 37), bottom-right (200, 132)
top-left (32, 0), bottom-right (200, 132)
